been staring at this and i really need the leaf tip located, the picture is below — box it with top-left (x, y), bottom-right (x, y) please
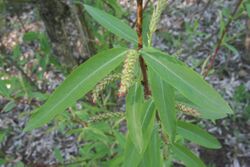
top-left (23, 124), bottom-right (33, 132)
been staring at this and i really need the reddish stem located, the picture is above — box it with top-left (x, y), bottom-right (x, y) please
top-left (204, 0), bottom-right (244, 77)
top-left (137, 0), bottom-right (151, 98)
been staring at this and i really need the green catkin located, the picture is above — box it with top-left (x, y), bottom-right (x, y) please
top-left (118, 50), bottom-right (139, 96)
top-left (148, 0), bottom-right (168, 46)
top-left (88, 112), bottom-right (125, 123)
top-left (92, 73), bottom-right (121, 103)
top-left (176, 103), bottom-right (200, 117)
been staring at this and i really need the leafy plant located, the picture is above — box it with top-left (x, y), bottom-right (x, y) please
top-left (24, 1), bottom-right (233, 166)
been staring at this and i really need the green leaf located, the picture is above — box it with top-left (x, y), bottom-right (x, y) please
top-left (83, 127), bottom-right (109, 145)
top-left (142, 12), bottom-right (151, 46)
top-left (177, 121), bottom-right (221, 149)
top-left (141, 99), bottom-right (156, 147)
top-left (84, 4), bottom-right (137, 44)
top-left (13, 45), bottom-right (21, 59)
top-left (222, 8), bottom-right (231, 18)
top-left (142, 47), bottom-right (233, 120)
top-left (28, 92), bottom-right (48, 101)
top-left (15, 161), bottom-right (25, 167)
top-left (114, 131), bottom-right (126, 148)
top-left (3, 100), bottom-right (16, 112)
top-left (140, 126), bottom-right (163, 167)
top-left (109, 154), bottom-right (124, 167)
top-left (0, 158), bottom-right (5, 165)
top-left (0, 130), bottom-right (6, 143)
top-left (247, 4), bottom-right (250, 17)
top-left (53, 147), bottom-right (64, 163)
top-left (0, 79), bottom-right (9, 97)
top-left (40, 34), bottom-right (51, 54)
top-left (24, 48), bottom-right (127, 131)
top-left (175, 92), bottom-right (194, 105)
top-left (149, 68), bottom-right (176, 142)
top-left (23, 31), bottom-right (40, 41)
top-left (126, 83), bottom-right (144, 153)
top-left (123, 98), bottom-right (156, 167)
top-left (223, 43), bottom-right (239, 56)
top-left (123, 138), bottom-right (142, 167)
top-left (172, 143), bottom-right (206, 167)
top-left (106, 0), bottom-right (124, 17)
top-left (175, 92), bottom-right (205, 117)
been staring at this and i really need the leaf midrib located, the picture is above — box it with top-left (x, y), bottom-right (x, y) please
top-left (85, 5), bottom-right (137, 44)
top-left (141, 100), bottom-right (154, 127)
top-left (159, 79), bottom-right (170, 131)
top-left (131, 84), bottom-right (143, 151)
top-left (177, 126), bottom-right (215, 146)
top-left (174, 145), bottom-right (202, 167)
top-left (143, 52), bottom-right (223, 111)
top-left (36, 51), bottom-right (126, 125)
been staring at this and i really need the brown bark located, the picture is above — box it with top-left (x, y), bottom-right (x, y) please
top-left (37, 0), bottom-right (93, 69)
top-left (3, 0), bottom-right (94, 69)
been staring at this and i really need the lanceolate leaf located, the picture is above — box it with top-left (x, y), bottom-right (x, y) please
top-left (175, 93), bottom-right (203, 117)
top-left (172, 143), bottom-right (206, 167)
top-left (123, 138), bottom-right (141, 167)
top-left (126, 83), bottom-right (144, 153)
top-left (140, 126), bottom-right (163, 167)
top-left (142, 13), bottom-right (151, 46)
top-left (149, 68), bottom-right (176, 142)
top-left (24, 48), bottom-right (128, 131)
top-left (142, 47), bottom-right (233, 120)
top-left (177, 121), bottom-right (221, 149)
top-left (84, 4), bottom-right (137, 45)
top-left (123, 98), bottom-right (156, 167)
top-left (141, 99), bottom-right (156, 147)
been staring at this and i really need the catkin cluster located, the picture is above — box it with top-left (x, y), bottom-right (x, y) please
top-left (118, 50), bottom-right (139, 96)
top-left (176, 103), bottom-right (200, 117)
top-left (92, 73), bottom-right (121, 103)
top-left (88, 112), bottom-right (125, 123)
top-left (148, 0), bottom-right (168, 45)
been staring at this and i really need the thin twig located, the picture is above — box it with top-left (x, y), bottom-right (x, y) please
top-left (137, 0), bottom-right (151, 98)
top-left (203, 0), bottom-right (244, 77)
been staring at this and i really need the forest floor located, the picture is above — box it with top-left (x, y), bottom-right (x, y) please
top-left (0, 0), bottom-right (250, 167)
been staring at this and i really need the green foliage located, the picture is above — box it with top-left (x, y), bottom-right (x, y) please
top-left (246, 3), bottom-right (250, 17)
top-left (142, 47), bottom-right (233, 119)
top-left (24, 48), bottom-right (127, 131)
top-left (177, 121), bottom-right (221, 149)
top-left (84, 4), bottom-right (137, 45)
top-left (172, 143), bottom-right (206, 167)
top-left (2, 100), bottom-right (16, 112)
top-left (234, 84), bottom-right (250, 119)
top-left (0, 79), bottom-right (10, 97)
top-left (53, 147), bottom-right (64, 163)
top-left (125, 83), bottom-right (144, 153)
top-left (234, 84), bottom-right (250, 103)
top-left (123, 96), bottom-right (156, 167)
top-left (149, 68), bottom-right (176, 142)
top-left (140, 126), bottom-right (163, 167)
top-left (4, 2), bottom-right (234, 167)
